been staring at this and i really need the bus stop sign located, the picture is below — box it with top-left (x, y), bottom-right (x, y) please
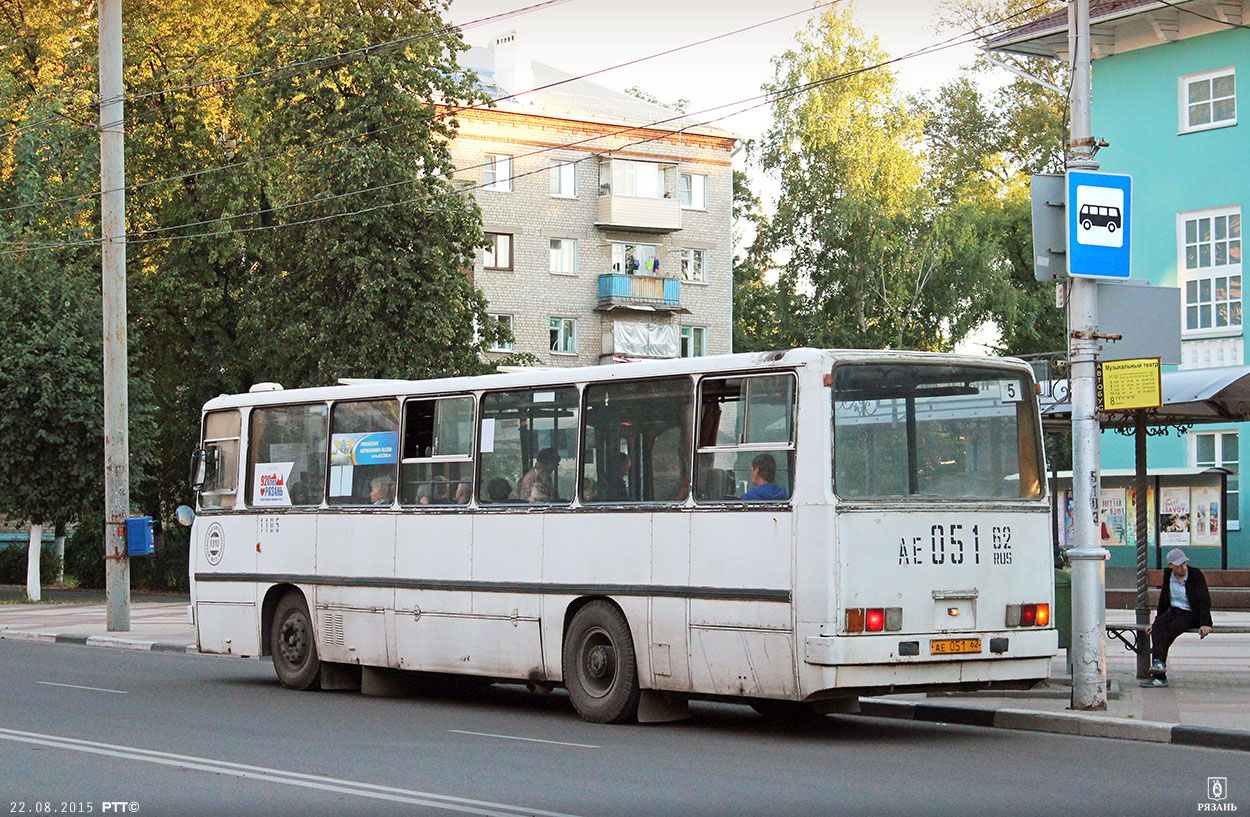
top-left (1067, 170), bottom-right (1132, 279)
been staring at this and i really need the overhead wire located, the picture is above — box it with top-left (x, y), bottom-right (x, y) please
top-left (0, 0), bottom-right (1053, 257)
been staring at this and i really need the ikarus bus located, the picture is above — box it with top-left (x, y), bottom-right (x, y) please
top-left (186, 348), bottom-right (1057, 723)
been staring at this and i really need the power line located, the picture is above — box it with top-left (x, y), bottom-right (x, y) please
top-left (1154, 0), bottom-right (1250, 29)
top-left (0, 0), bottom-right (1050, 256)
top-left (0, 0), bottom-right (575, 144)
top-left (2, 0), bottom-right (844, 217)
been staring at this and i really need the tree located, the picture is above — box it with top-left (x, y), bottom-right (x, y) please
top-left (748, 6), bottom-right (1004, 352)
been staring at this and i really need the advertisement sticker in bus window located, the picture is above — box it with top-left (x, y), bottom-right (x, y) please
top-left (253, 462), bottom-right (294, 506)
top-left (330, 431), bottom-right (399, 465)
top-left (480, 418), bottom-right (496, 453)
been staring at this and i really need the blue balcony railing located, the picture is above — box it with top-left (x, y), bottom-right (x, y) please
top-left (597, 273), bottom-right (681, 309)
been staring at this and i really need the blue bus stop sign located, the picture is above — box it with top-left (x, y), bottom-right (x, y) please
top-left (1067, 170), bottom-right (1132, 279)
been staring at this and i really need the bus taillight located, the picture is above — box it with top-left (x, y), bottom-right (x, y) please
top-left (847, 607), bottom-right (901, 633)
top-left (1035, 603), bottom-right (1050, 627)
top-left (865, 608), bottom-right (885, 632)
top-left (1006, 603), bottom-right (1050, 627)
top-left (1020, 604), bottom-right (1037, 626)
top-left (846, 608), bottom-right (865, 633)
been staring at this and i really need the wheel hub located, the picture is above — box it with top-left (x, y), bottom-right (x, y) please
top-left (279, 616), bottom-right (308, 666)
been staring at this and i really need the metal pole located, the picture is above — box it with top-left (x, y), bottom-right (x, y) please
top-left (1066, 0), bottom-right (1108, 710)
top-left (1134, 411), bottom-right (1151, 679)
top-left (100, 0), bottom-right (130, 631)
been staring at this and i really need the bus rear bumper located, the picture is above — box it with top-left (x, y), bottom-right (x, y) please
top-left (804, 629), bottom-right (1057, 668)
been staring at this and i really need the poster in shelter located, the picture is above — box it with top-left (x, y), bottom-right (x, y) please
top-left (1125, 487), bottom-right (1156, 549)
top-left (1191, 486), bottom-right (1221, 546)
top-left (1159, 486), bottom-right (1191, 547)
top-left (1100, 488), bottom-right (1127, 547)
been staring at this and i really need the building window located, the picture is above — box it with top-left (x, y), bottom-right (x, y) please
top-left (681, 325), bottom-right (707, 357)
top-left (680, 173), bottom-right (707, 209)
top-left (1180, 68), bottom-right (1236, 133)
top-left (1194, 430), bottom-right (1239, 529)
top-left (487, 314), bottom-right (514, 351)
top-left (549, 238), bottom-right (578, 275)
top-left (1179, 208), bottom-right (1241, 336)
top-left (484, 233), bottom-right (513, 270)
top-left (549, 161), bottom-right (576, 198)
top-left (483, 154), bottom-right (513, 191)
top-left (611, 241), bottom-right (658, 274)
top-left (599, 159), bottom-right (664, 199)
top-left (550, 317), bottom-right (577, 354)
top-left (680, 248), bottom-right (706, 283)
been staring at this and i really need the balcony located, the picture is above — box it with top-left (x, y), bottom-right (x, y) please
top-left (595, 194), bottom-right (682, 233)
top-left (597, 273), bottom-right (683, 313)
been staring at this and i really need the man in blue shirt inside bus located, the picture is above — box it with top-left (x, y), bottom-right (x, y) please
top-left (742, 453), bottom-right (787, 501)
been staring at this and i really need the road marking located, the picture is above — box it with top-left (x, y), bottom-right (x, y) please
top-left (36, 682), bottom-right (128, 694)
top-left (448, 729), bottom-right (600, 749)
top-left (0, 727), bottom-right (583, 817)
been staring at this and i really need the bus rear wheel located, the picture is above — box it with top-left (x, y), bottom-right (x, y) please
top-left (563, 601), bottom-right (640, 723)
top-left (271, 592), bottom-right (321, 691)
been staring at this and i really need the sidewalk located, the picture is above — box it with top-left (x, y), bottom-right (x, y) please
top-left (1, 599), bottom-right (1247, 748)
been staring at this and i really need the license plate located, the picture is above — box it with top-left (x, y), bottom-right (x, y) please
top-left (930, 638), bottom-right (982, 655)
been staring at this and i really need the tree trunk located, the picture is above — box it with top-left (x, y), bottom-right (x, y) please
top-left (54, 522), bottom-right (66, 584)
top-left (26, 523), bottom-right (42, 602)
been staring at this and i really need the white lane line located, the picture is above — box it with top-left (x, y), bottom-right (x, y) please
top-left (448, 730), bottom-right (600, 749)
top-left (36, 682), bottom-right (128, 694)
top-left (0, 727), bottom-right (583, 817)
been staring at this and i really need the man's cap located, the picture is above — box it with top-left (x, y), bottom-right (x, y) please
top-left (1166, 548), bottom-right (1188, 566)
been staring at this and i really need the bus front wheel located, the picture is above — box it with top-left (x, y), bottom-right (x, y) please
top-left (563, 601), bottom-right (640, 723)
top-left (271, 592), bottom-right (321, 691)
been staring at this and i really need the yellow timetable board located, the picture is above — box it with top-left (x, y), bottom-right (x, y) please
top-left (1096, 357), bottom-right (1162, 412)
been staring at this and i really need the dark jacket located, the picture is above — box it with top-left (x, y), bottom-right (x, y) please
top-left (1157, 565), bottom-right (1213, 628)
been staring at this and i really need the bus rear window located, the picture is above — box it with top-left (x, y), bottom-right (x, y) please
top-left (833, 364), bottom-right (1043, 500)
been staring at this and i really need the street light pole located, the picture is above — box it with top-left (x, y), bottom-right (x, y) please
top-left (99, 0), bottom-right (131, 631)
top-left (1066, 0), bottom-right (1108, 710)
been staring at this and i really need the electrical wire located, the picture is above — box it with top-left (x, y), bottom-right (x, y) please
top-left (1154, 0), bottom-right (1250, 30)
top-left (0, 0), bottom-right (1052, 257)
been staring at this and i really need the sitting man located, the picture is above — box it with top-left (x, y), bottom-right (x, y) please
top-left (741, 452), bottom-right (787, 502)
top-left (1141, 548), bottom-right (1213, 688)
top-left (370, 475), bottom-right (395, 506)
top-left (518, 448), bottom-right (561, 503)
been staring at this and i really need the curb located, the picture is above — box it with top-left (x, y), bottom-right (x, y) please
top-left (858, 698), bottom-right (1249, 751)
top-left (1, 628), bottom-right (193, 655)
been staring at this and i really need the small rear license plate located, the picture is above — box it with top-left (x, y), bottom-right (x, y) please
top-left (930, 638), bottom-right (982, 655)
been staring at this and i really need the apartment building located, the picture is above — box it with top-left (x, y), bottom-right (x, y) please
top-left (989, 0), bottom-right (1246, 568)
top-left (450, 32), bottom-right (738, 366)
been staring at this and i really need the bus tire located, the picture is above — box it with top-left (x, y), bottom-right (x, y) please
top-left (563, 601), bottom-right (640, 724)
top-left (271, 592), bottom-right (321, 691)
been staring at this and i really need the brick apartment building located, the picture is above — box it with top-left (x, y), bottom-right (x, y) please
top-left (451, 31), bottom-right (739, 366)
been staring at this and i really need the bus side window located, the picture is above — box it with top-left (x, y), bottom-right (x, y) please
top-left (695, 374), bottom-right (796, 503)
top-left (400, 396), bottom-right (474, 506)
top-left (326, 399), bottom-right (400, 506)
top-left (247, 404), bottom-right (329, 508)
top-left (479, 387), bottom-right (578, 505)
top-left (200, 410), bottom-right (241, 509)
top-left (580, 377), bottom-right (693, 504)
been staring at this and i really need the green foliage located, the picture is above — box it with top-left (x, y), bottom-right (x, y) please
top-left (623, 86), bottom-right (690, 114)
top-left (0, 544), bottom-right (60, 586)
top-left (62, 517), bottom-right (189, 591)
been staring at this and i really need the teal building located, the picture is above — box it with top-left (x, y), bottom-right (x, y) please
top-left (989, 0), bottom-right (1247, 569)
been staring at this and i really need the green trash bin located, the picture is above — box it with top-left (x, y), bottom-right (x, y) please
top-left (1053, 568), bottom-right (1072, 650)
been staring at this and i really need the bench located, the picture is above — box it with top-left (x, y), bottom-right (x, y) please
top-left (1105, 623), bottom-right (1250, 653)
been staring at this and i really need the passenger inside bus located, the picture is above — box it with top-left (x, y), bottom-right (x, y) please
top-left (519, 448), bottom-right (561, 502)
top-left (742, 453), bottom-right (787, 501)
top-left (370, 476), bottom-right (395, 506)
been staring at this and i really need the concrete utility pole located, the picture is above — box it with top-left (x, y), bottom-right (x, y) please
top-left (99, 0), bottom-right (131, 631)
top-left (1066, 0), bottom-right (1109, 710)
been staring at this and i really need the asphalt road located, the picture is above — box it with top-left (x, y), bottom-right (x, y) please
top-left (1, 640), bottom-right (1246, 817)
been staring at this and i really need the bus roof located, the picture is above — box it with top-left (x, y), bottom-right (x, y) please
top-left (201, 348), bottom-right (1032, 411)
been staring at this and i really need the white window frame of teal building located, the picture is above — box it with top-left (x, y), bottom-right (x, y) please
top-left (680, 325), bottom-right (707, 357)
top-left (1191, 429), bottom-right (1239, 530)
top-left (549, 238), bottom-right (578, 276)
top-left (549, 161), bottom-right (576, 198)
top-left (1178, 67), bottom-right (1236, 134)
top-left (483, 154), bottom-right (513, 192)
top-left (1177, 206), bottom-right (1242, 338)
top-left (487, 314), bottom-right (514, 352)
top-left (680, 248), bottom-right (707, 283)
top-left (550, 317), bottom-right (577, 355)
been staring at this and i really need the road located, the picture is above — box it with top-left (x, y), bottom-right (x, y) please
top-left (1, 640), bottom-right (1246, 817)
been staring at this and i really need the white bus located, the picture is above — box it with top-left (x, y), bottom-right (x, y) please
top-left (187, 348), bottom-right (1056, 723)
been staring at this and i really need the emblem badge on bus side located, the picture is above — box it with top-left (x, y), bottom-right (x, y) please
top-left (205, 522), bottom-right (225, 566)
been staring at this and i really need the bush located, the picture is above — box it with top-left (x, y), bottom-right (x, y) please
top-left (0, 541), bottom-right (62, 586)
top-left (64, 516), bottom-right (189, 592)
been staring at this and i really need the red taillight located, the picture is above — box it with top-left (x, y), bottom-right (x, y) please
top-left (1035, 603), bottom-right (1050, 627)
top-left (1021, 604), bottom-right (1037, 627)
top-left (865, 608), bottom-right (885, 632)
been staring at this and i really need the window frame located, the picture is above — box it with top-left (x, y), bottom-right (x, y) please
top-left (550, 317), bottom-right (578, 355)
top-left (245, 401), bottom-right (330, 510)
top-left (680, 325), bottom-right (708, 358)
top-left (680, 172), bottom-right (707, 210)
top-left (199, 410), bottom-right (241, 510)
top-left (549, 160), bottom-right (577, 198)
top-left (549, 238), bottom-right (579, 276)
top-left (694, 372), bottom-right (798, 505)
top-left (399, 394), bottom-right (477, 507)
top-left (1177, 206), bottom-right (1242, 339)
top-left (1179, 67), bottom-right (1237, 134)
top-left (327, 398), bottom-right (401, 508)
top-left (484, 232), bottom-right (514, 271)
top-left (1192, 429), bottom-right (1240, 530)
top-left (487, 313), bottom-right (515, 352)
top-left (483, 153), bottom-right (514, 192)
top-left (680, 248), bottom-right (707, 283)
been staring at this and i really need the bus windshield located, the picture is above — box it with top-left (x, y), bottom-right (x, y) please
top-left (833, 362), bottom-right (1043, 500)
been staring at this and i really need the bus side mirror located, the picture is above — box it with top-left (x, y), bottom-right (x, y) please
top-left (190, 448), bottom-right (207, 491)
top-left (176, 505), bottom-right (196, 527)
